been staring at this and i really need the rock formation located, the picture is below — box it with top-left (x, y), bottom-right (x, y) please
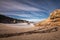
top-left (35, 9), bottom-right (60, 29)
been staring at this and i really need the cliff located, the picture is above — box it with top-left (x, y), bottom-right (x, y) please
top-left (35, 9), bottom-right (60, 28)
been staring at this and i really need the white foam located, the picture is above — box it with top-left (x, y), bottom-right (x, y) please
top-left (3, 23), bottom-right (34, 28)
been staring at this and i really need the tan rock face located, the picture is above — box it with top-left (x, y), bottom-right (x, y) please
top-left (35, 9), bottom-right (60, 27)
top-left (50, 9), bottom-right (60, 19)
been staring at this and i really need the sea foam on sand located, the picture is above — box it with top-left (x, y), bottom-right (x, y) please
top-left (2, 23), bottom-right (34, 28)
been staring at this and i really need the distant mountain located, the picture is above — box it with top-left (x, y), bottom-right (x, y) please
top-left (0, 14), bottom-right (29, 24)
top-left (35, 9), bottom-right (60, 28)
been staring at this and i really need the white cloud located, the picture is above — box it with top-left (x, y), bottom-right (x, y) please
top-left (0, 1), bottom-right (41, 11)
top-left (22, 19), bottom-right (46, 22)
top-left (0, 12), bottom-right (33, 17)
top-left (31, 12), bottom-right (42, 16)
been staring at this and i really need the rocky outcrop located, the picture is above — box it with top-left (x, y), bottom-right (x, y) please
top-left (0, 15), bottom-right (29, 24)
top-left (35, 9), bottom-right (60, 28)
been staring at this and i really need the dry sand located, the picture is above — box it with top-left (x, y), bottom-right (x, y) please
top-left (0, 23), bottom-right (60, 40)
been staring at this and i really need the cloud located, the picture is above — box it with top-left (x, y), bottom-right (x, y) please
top-left (0, 0), bottom-right (41, 11)
top-left (0, 10), bottom-right (48, 20)
top-left (1, 0), bottom-right (58, 22)
top-left (23, 19), bottom-right (46, 22)
top-left (0, 12), bottom-right (33, 17)
top-left (24, 0), bottom-right (49, 11)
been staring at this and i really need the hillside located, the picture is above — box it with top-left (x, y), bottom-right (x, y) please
top-left (0, 15), bottom-right (29, 24)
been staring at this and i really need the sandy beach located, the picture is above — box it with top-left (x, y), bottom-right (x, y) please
top-left (0, 23), bottom-right (60, 40)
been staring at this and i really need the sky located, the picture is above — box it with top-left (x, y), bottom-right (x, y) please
top-left (0, 0), bottom-right (60, 22)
